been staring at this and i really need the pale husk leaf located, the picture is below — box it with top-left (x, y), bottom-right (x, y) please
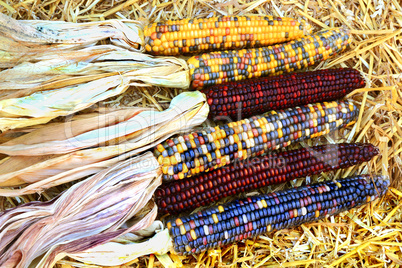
top-left (57, 223), bottom-right (171, 267)
top-left (0, 13), bottom-right (145, 68)
top-left (0, 45), bottom-right (188, 98)
top-left (0, 152), bottom-right (162, 268)
top-left (0, 91), bottom-right (208, 195)
top-left (0, 49), bottom-right (189, 131)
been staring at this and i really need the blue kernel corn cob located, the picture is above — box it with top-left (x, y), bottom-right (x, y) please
top-left (167, 174), bottom-right (389, 255)
top-left (154, 100), bottom-right (359, 181)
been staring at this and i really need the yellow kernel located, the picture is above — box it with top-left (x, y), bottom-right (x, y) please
top-left (315, 210), bottom-right (320, 218)
top-left (162, 166), bottom-right (169, 174)
top-left (190, 229), bottom-right (197, 240)
top-left (212, 214), bottom-right (219, 223)
top-left (180, 225), bottom-right (186, 235)
top-left (182, 163), bottom-right (188, 173)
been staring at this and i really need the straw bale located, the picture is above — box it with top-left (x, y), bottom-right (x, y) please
top-left (0, 0), bottom-right (401, 267)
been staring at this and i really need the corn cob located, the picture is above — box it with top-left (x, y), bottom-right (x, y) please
top-left (154, 100), bottom-right (358, 182)
top-left (144, 16), bottom-right (306, 56)
top-left (202, 68), bottom-right (365, 120)
top-left (188, 28), bottom-right (351, 90)
top-left (167, 174), bottom-right (389, 255)
top-left (155, 143), bottom-right (378, 214)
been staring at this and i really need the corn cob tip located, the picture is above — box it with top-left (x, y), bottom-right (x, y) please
top-left (361, 174), bottom-right (390, 196)
top-left (301, 20), bottom-right (313, 36)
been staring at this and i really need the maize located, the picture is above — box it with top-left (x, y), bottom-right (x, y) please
top-left (155, 143), bottom-right (378, 214)
top-left (202, 68), bottom-right (365, 120)
top-left (167, 174), bottom-right (389, 255)
top-left (188, 28), bottom-right (351, 90)
top-left (154, 100), bottom-right (358, 181)
top-left (144, 16), bottom-right (305, 55)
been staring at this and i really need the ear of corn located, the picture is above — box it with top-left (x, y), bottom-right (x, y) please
top-left (167, 175), bottom-right (389, 255)
top-left (202, 68), bottom-right (365, 120)
top-left (188, 28), bottom-right (351, 90)
top-left (144, 16), bottom-right (306, 56)
top-left (155, 143), bottom-right (379, 214)
top-left (154, 100), bottom-right (359, 182)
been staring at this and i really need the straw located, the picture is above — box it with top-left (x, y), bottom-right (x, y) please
top-left (0, 0), bottom-right (401, 267)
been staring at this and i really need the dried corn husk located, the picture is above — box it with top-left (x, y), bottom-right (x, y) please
top-left (0, 45), bottom-right (189, 100)
top-left (0, 91), bottom-right (208, 196)
top-left (0, 49), bottom-right (189, 131)
top-left (57, 222), bottom-right (172, 267)
top-left (0, 152), bottom-right (161, 268)
top-left (0, 13), bottom-right (144, 68)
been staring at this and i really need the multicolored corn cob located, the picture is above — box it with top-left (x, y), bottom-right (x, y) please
top-left (168, 175), bottom-right (389, 255)
top-left (188, 28), bottom-right (351, 90)
top-left (155, 143), bottom-right (379, 214)
top-left (144, 16), bottom-right (306, 55)
top-left (202, 68), bottom-right (365, 120)
top-left (154, 100), bottom-right (358, 181)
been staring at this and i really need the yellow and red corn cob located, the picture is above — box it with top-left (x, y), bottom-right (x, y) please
top-left (144, 16), bottom-right (306, 55)
top-left (154, 100), bottom-right (358, 182)
top-left (202, 68), bottom-right (365, 120)
top-left (155, 143), bottom-right (379, 214)
top-left (167, 174), bottom-right (389, 255)
top-left (188, 28), bottom-right (351, 90)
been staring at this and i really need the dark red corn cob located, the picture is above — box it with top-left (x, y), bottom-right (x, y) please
top-left (201, 68), bottom-right (365, 120)
top-left (155, 143), bottom-right (379, 215)
top-left (167, 174), bottom-right (389, 255)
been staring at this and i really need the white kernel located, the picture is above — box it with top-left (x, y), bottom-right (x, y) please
top-left (250, 138), bottom-right (255, 147)
top-left (245, 139), bottom-right (251, 148)
top-left (175, 152), bottom-right (181, 162)
top-left (243, 214), bottom-right (248, 224)
top-left (204, 225), bottom-right (209, 235)
top-left (181, 142), bottom-right (188, 151)
top-left (229, 135), bottom-right (234, 144)
top-left (269, 123), bottom-right (275, 132)
top-left (301, 207), bottom-right (307, 216)
top-left (201, 145), bottom-right (208, 154)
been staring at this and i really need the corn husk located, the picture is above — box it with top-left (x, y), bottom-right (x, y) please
top-left (0, 91), bottom-right (208, 196)
top-left (62, 222), bottom-right (171, 266)
top-left (0, 45), bottom-right (189, 100)
top-left (0, 13), bottom-right (144, 68)
top-left (0, 46), bottom-right (189, 131)
top-left (0, 152), bottom-right (161, 268)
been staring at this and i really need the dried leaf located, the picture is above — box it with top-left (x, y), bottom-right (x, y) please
top-left (0, 91), bottom-right (208, 195)
top-left (60, 223), bottom-right (171, 267)
top-left (0, 13), bottom-right (145, 68)
top-left (0, 152), bottom-right (161, 268)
